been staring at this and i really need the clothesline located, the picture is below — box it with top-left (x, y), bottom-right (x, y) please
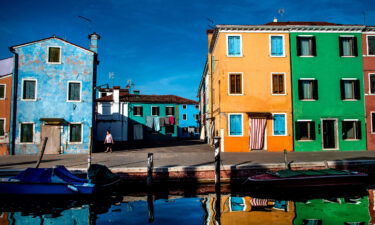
top-left (146, 116), bottom-right (175, 132)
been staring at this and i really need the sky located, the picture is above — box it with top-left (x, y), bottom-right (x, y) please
top-left (1, 0), bottom-right (375, 100)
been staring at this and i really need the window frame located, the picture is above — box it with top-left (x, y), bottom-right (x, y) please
top-left (47, 46), bottom-right (62, 64)
top-left (340, 78), bottom-right (360, 101)
top-left (296, 120), bottom-right (315, 141)
top-left (368, 73), bottom-right (375, 95)
top-left (228, 72), bottom-right (244, 95)
top-left (228, 113), bottom-right (243, 137)
top-left (298, 78), bottom-right (318, 101)
top-left (67, 81), bottom-right (82, 102)
top-left (182, 114), bottom-right (187, 121)
top-left (339, 35), bottom-right (357, 57)
top-left (69, 122), bottom-right (83, 144)
top-left (151, 106), bottom-right (160, 116)
top-left (269, 35), bottom-right (286, 57)
top-left (371, 112), bottom-right (375, 134)
top-left (367, 35), bottom-right (375, 56)
top-left (21, 78), bottom-right (37, 101)
top-left (0, 84), bottom-right (5, 100)
top-left (0, 118), bottom-right (5, 137)
top-left (296, 35), bottom-right (316, 57)
top-left (272, 113), bottom-right (287, 136)
top-left (226, 34), bottom-right (243, 57)
top-left (19, 122), bottom-right (34, 144)
top-left (271, 72), bottom-right (286, 95)
top-left (342, 119), bottom-right (361, 141)
top-left (165, 106), bottom-right (175, 116)
top-left (133, 105), bottom-right (143, 116)
top-left (182, 104), bottom-right (187, 109)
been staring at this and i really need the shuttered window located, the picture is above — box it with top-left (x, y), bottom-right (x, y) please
top-left (48, 47), bottom-right (61, 63)
top-left (339, 36), bottom-right (357, 57)
top-left (272, 74), bottom-right (285, 94)
top-left (227, 35), bottom-right (241, 56)
top-left (22, 80), bottom-right (36, 100)
top-left (273, 114), bottom-right (286, 135)
top-left (229, 74), bottom-right (242, 94)
top-left (0, 119), bottom-right (4, 136)
top-left (368, 36), bottom-right (375, 55)
top-left (340, 79), bottom-right (360, 100)
top-left (0, 84), bottom-right (5, 99)
top-left (20, 123), bottom-right (33, 143)
top-left (370, 74), bottom-right (375, 94)
top-left (342, 120), bottom-right (361, 140)
top-left (229, 114), bottom-right (242, 136)
top-left (182, 114), bottom-right (187, 120)
top-left (133, 106), bottom-right (143, 116)
top-left (270, 36), bottom-right (284, 56)
top-left (297, 36), bottom-right (316, 56)
top-left (372, 113), bottom-right (375, 133)
top-left (70, 124), bottom-right (82, 143)
top-left (68, 82), bottom-right (81, 101)
top-left (166, 106), bottom-right (174, 116)
top-left (298, 79), bottom-right (318, 100)
top-left (151, 106), bottom-right (160, 116)
top-left (296, 121), bottom-right (315, 140)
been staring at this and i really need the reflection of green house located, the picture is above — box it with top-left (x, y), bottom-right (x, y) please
top-left (293, 197), bottom-right (369, 225)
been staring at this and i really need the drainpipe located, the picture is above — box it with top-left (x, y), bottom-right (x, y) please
top-left (288, 30), bottom-right (295, 152)
top-left (8, 48), bottom-right (18, 155)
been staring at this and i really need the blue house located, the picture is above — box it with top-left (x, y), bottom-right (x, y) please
top-left (9, 33), bottom-right (99, 154)
top-left (178, 103), bottom-right (200, 138)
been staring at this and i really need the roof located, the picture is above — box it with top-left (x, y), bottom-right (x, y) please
top-left (0, 57), bottom-right (13, 76)
top-left (9, 36), bottom-right (96, 54)
top-left (97, 94), bottom-right (198, 104)
top-left (264, 21), bottom-right (341, 26)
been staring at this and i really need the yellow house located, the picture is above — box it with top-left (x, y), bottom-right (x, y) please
top-left (203, 23), bottom-right (293, 152)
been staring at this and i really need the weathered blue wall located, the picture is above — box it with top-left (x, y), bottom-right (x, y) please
top-left (178, 104), bottom-right (200, 138)
top-left (13, 38), bottom-right (95, 154)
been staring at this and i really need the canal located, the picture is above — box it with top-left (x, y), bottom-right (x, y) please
top-left (0, 184), bottom-right (374, 225)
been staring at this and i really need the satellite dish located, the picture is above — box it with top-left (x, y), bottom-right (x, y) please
top-left (278, 8), bottom-right (285, 17)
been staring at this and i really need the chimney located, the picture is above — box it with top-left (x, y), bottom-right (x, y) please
top-left (133, 90), bottom-right (140, 95)
top-left (207, 29), bottom-right (214, 51)
top-left (273, 17), bottom-right (278, 23)
top-left (113, 86), bottom-right (120, 103)
top-left (88, 32), bottom-right (101, 53)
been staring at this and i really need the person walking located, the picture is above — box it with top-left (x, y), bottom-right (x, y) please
top-left (104, 130), bottom-right (114, 153)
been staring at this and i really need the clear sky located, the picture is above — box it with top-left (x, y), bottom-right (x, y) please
top-left (1, 0), bottom-right (375, 100)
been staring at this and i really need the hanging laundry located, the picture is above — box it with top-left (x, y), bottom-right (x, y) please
top-left (159, 117), bottom-right (165, 127)
top-left (154, 117), bottom-right (160, 132)
top-left (146, 116), bottom-right (154, 129)
top-left (164, 117), bottom-right (170, 125)
top-left (169, 116), bottom-right (175, 125)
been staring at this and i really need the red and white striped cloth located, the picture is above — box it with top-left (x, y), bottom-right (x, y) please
top-left (250, 198), bottom-right (268, 207)
top-left (250, 118), bottom-right (267, 150)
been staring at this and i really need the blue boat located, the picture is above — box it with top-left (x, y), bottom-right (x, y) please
top-left (0, 166), bottom-right (95, 195)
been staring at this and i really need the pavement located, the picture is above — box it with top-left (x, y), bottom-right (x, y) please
top-left (1, 140), bottom-right (375, 173)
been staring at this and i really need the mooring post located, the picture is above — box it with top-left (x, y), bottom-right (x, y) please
top-left (147, 192), bottom-right (155, 222)
top-left (283, 149), bottom-right (288, 169)
top-left (36, 137), bottom-right (48, 168)
top-left (147, 153), bottom-right (154, 188)
top-left (214, 136), bottom-right (221, 185)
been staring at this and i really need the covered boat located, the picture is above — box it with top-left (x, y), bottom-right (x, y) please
top-left (0, 166), bottom-right (95, 195)
top-left (246, 169), bottom-right (368, 189)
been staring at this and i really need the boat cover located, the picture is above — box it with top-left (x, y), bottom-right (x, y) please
top-left (12, 166), bottom-right (88, 184)
top-left (271, 169), bottom-right (352, 178)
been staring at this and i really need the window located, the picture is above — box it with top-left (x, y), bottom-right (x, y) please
top-left (22, 79), bottom-right (36, 100)
top-left (227, 35), bottom-right (242, 56)
top-left (339, 36), bottom-right (357, 57)
top-left (68, 82), bottom-right (81, 101)
top-left (372, 113), bottom-right (375, 134)
top-left (296, 121), bottom-right (315, 140)
top-left (270, 35), bottom-right (284, 57)
top-left (20, 123), bottom-right (33, 143)
top-left (229, 73), bottom-right (242, 94)
top-left (182, 104), bottom-right (187, 109)
top-left (342, 120), bottom-right (361, 140)
top-left (273, 114), bottom-right (286, 136)
top-left (165, 125), bottom-right (174, 134)
top-left (166, 106), bottom-right (174, 116)
top-left (229, 114), bottom-right (242, 136)
top-left (182, 114), bottom-right (187, 120)
top-left (133, 106), bottom-right (143, 116)
top-left (297, 36), bottom-right (316, 56)
top-left (0, 119), bottom-right (4, 136)
top-left (340, 79), bottom-right (360, 100)
top-left (369, 74), bottom-right (375, 94)
top-left (298, 79), bottom-right (318, 100)
top-left (195, 105), bottom-right (199, 109)
top-left (272, 74), bottom-right (285, 94)
top-left (0, 84), bottom-right (5, 99)
top-left (367, 36), bottom-right (375, 55)
top-left (48, 47), bottom-right (61, 63)
top-left (151, 106), bottom-right (160, 116)
top-left (101, 92), bottom-right (107, 97)
top-left (195, 114), bottom-right (199, 120)
top-left (69, 123), bottom-right (82, 143)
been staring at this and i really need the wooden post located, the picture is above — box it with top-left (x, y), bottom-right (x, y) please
top-left (284, 149), bottom-right (288, 169)
top-left (88, 127), bottom-right (92, 169)
top-left (147, 153), bottom-right (154, 188)
top-left (214, 136), bottom-right (221, 185)
top-left (36, 137), bottom-right (48, 168)
top-left (147, 192), bottom-right (154, 222)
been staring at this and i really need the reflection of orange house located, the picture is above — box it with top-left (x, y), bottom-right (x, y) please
top-left (206, 23), bottom-right (293, 152)
top-left (204, 195), bottom-right (295, 225)
top-left (0, 57), bottom-right (13, 155)
top-left (0, 212), bottom-right (9, 225)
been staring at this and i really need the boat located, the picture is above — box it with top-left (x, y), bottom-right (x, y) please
top-left (0, 166), bottom-right (95, 195)
top-left (246, 169), bottom-right (369, 190)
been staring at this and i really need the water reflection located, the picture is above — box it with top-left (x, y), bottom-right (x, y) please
top-left (0, 187), bottom-right (374, 225)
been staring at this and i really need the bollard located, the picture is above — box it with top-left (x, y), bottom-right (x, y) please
top-left (36, 137), bottom-right (48, 168)
top-left (147, 153), bottom-right (154, 188)
top-left (214, 136), bottom-right (221, 185)
top-left (283, 149), bottom-right (288, 169)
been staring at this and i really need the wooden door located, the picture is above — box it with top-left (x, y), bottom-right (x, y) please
top-left (322, 119), bottom-right (337, 150)
top-left (41, 125), bottom-right (61, 154)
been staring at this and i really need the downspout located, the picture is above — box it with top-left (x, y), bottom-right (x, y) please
top-left (92, 53), bottom-right (98, 152)
top-left (288, 30), bottom-right (295, 152)
top-left (9, 48), bottom-right (18, 155)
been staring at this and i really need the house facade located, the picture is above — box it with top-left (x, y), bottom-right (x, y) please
top-left (9, 34), bottom-right (98, 154)
top-left (362, 26), bottom-right (375, 150)
top-left (0, 57), bottom-right (13, 155)
top-left (290, 24), bottom-right (366, 151)
top-left (204, 24), bottom-right (294, 152)
top-left (177, 103), bottom-right (200, 138)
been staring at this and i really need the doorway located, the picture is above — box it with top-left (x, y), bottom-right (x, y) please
top-left (322, 119), bottom-right (338, 150)
top-left (41, 125), bottom-right (61, 154)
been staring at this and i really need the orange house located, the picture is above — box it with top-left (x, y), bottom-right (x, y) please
top-left (0, 57), bottom-right (13, 155)
top-left (206, 23), bottom-right (293, 152)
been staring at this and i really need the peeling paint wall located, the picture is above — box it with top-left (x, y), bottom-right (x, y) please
top-left (13, 38), bottom-right (95, 154)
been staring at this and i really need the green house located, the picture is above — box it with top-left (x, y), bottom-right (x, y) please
top-left (290, 25), bottom-right (366, 151)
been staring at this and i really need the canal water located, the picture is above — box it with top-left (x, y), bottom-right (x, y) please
top-left (0, 185), bottom-right (374, 225)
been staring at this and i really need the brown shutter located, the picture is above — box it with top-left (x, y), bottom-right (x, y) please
top-left (297, 37), bottom-right (301, 56)
top-left (236, 74), bottom-right (241, 93)
top-left (310, 121), bottom-right (316, 140)
top-left (280, 74), bottom-right (284, 93)
top-left (354, 79), bottom-right (360, 100)
top-left (298, 80), bottom-right (303, 100)
top-left (340, 80), bottom-right (345, 100)
top-left (357, 121), bottom-right (362, 139)
top-left (313, 80), bottom-right (318, 100)
top-left (339, 37), bottom-right (343, 56)
top-left (312, 36), bottom-right (317, 56)
top-left (230, 75), bottom-right (235, 94)
top-left (272, 75), bottom-right (278, 93)
top-left (353, 37), bottom-right (358, 57)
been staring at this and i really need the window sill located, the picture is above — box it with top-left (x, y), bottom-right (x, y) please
top-left (228, 94), bottom-right (244, 96)
top-left (300, 99), bottom-right (317, 101)
top-left (47, 62), bottom-right (62, 65)
top-left (272, 93), bottom-right (287, 96)
top-left (67, 100), bottom-right (82, 103)
top-left (343, 139), bottom-right (360, 141)
top-left (226, 55), bottom-right (243, 58)
top-left (297, 139), bottom-right (314, 142)
top-left (20, 142), bottom-right (35, 144)
top-left (134, 115), bottom-right (142, 117)
top-left (340, 56), bottom-right (357, 58)
top-left (21, 99), bottom-right (37, 102)
top-left (273, 134), bottom-right (287, 136)
top-left (342, 99), bottom-right (359, 101)
top-left (298, 56), bottom-right (315, 58)
top-left (228, 135), bottom-right (243, 137)
top-left (269, 55), bottom-right (286, 58)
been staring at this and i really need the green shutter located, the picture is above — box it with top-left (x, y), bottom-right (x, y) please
top-left (69, 83), bottom-right (80, 101)
top-left (21, 124), bottom-right (33, 143)
top-left (48, 47), bottom-right (60, 63)
top-left (70, 124), bottom-right (82, 142)
top-left (23, 80), bottom-right (36, 100)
